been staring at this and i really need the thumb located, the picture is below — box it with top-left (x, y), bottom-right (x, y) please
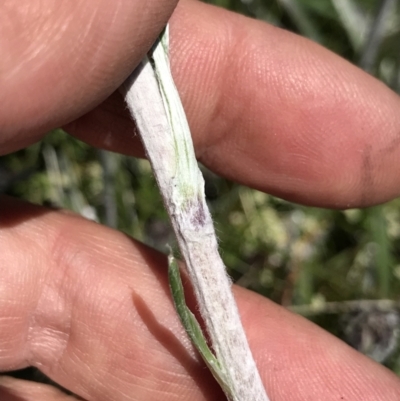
top-left (0, 0), bottom-right (178, 154)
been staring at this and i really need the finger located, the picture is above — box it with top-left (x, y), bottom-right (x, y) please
top-left (0, 376), bottom-right (80, 401)
top-left (0, 0), bottom-right (178, 154)
top-left (0, 196), bottom-right (224, 401)
top-left (238, 288), bottom-right (400, 400)
top-left (1, 197), bottom-right (399, 400)
top-left (67, 0), bottom-right (400, 208)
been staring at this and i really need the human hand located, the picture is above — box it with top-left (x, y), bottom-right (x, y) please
top-left (2, 1), bottom-right (400, 400)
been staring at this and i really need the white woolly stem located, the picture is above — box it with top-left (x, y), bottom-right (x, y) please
top-left (120, 27), bottom-right (269, 401)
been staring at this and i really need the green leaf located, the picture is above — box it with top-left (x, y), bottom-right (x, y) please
top-left (168, 255), bottom-right (234, 400)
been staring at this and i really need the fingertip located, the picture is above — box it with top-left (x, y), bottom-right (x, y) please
top-left (0, 0), bottom-right (178, 154)
top-left (170, 1), bottom-right (400, 207)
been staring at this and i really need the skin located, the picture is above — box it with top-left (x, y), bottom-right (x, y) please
top-left (1, 0), bottom-right (400, 400)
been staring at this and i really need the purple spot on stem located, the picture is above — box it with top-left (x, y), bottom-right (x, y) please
top-left (190, 200), bottom-right (206, 229)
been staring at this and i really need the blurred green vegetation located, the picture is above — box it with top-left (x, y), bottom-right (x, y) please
top-left (2, 0), bottom-right (400, 376)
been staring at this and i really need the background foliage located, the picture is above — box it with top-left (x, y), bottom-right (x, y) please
top-left (2, 0), bottom-right (400, 377)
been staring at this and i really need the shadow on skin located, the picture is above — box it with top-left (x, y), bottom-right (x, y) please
top-left (0, 386), bottom-right (31, 401)
top-left (0, 375), bottom-right (84, 400)
top-left (132, 292), bottom-right (224, 401)
top-left (132, 242), bottom-right (214, 356)
top-left (0, 195), bottom-right (53, 229)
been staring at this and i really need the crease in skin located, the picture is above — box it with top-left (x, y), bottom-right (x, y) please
top-left (0, 376), bottom-right (80, 401)
top-left (26, 262), bottom-right (72, 370)
top-left (23, 217), bottom-right (99, 371)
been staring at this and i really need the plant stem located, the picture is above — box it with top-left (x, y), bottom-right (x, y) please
top-left (120, 26), bottom-right (269, 401)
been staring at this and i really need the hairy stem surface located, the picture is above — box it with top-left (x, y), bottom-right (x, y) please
top-left (121, 27), bottom-right (269, 401)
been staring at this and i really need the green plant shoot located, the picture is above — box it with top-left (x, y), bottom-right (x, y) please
top-left (168, 255), bottom-right (234, 400)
